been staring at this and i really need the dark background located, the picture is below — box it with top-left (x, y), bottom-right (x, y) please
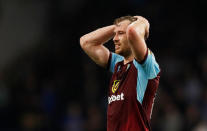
top-left (0, 0), bottom-right (207, 130)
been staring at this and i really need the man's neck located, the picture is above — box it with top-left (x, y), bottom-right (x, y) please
top-left (124, 55), bottom-right (134, 65)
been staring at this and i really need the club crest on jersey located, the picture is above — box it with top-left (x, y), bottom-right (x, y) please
top-left (112, 80), bottom-right (120, 93)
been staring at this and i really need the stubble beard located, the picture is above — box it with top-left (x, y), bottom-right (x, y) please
top-left (115, 48), bottom-right (132, 58)
top-left (114, 40), bottom-right (132, 58)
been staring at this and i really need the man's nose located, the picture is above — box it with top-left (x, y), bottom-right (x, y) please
top-left (113, 34), bottom-right (119, 43)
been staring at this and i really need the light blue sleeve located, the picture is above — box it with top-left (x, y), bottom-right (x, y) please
top-left (133, 49), bottom-right (160, 103)
top-left (140, 49), bottom-right (160, 79)
top-left (109, 53), bottom-right (124, 73)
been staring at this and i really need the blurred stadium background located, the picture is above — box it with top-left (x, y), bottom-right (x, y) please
top-left (0, 0), bottom-right (207, 130)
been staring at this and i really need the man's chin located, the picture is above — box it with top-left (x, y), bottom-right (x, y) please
top-left (115, 50), bottom-right (120, 54)
top-left (115, 50), bottom-right (123, 55)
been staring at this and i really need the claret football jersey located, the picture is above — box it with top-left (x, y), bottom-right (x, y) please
top-left (107, 49), bottom-right (160, 131)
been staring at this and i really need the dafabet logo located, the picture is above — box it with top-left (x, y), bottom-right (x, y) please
top-left (108, 93), bottom-right (124, 104)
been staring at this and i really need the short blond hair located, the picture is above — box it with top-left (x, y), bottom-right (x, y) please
top-left (113, 15), bottom-right (137, 25)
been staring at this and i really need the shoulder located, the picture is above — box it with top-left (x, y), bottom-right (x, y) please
top-left (107, 52), bottom-right (124, 73)
top-left (133, 49), bottom-right (160, 79)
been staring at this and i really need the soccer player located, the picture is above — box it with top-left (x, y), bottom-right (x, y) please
top-left (80, 15), bottom-right (160, 131)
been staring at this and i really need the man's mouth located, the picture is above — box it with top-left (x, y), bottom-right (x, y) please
top-left (115, 45), bottom-right (120, 50)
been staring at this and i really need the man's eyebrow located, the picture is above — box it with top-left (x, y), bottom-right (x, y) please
top-left (114, 29), bottom-right (125, 33)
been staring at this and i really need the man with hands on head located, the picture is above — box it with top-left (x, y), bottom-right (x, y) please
top-left (80, 15), bottom-right (160, 131)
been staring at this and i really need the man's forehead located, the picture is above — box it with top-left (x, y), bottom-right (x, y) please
top-left (114, 20), bottom-right (131, 32)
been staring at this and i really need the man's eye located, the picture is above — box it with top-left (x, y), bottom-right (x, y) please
top-left (118, 31), bottom-right (125, 34)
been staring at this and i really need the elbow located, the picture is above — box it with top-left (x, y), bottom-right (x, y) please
top-left (127, 24), bottom-right (145, 40)
top-left (126, 25), bottom-right (136, 40)
top-left (126, 25), bottom-right (141, 42)
top-left (80, 36), bottom-right (87, 49)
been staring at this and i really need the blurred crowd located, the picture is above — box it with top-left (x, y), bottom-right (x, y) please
top-left (0, 0), bottom-right (207, 131)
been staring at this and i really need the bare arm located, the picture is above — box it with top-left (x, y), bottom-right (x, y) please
top-left (80, 25), bottom-right (115, 68)
top-left (126, 16), bottom-right (149, 63)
